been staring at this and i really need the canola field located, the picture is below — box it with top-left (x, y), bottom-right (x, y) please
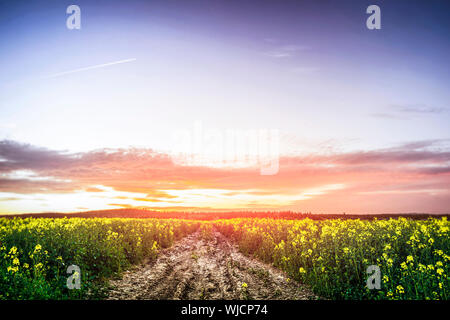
top-left (216, 217), bottom-right (449, 300)
top-left (0, 216), bottom-right (448, 300)
top-left (0, 218), bottom-right (199, 299)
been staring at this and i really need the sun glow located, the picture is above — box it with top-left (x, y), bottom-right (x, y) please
top-left (0, 183), bottom-right (346, 214)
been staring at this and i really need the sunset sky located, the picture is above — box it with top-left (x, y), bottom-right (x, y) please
top-left (0, 0), bottom-right (449, 214)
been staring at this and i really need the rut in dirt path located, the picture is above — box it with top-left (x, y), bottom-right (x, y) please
top-left (107, 230), bottom-right (317, 300)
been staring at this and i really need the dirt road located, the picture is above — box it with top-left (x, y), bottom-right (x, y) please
top-left (107, 230), bottom-right (317, 300)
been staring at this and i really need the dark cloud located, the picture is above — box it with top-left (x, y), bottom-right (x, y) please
top-left (392, 104), bottom-right (446, 114)
top-left (279, 141), bottom-right (450, 168)
top-left (0, 140), bottom-right (76, 173)
top-left (370, 105), bottom-right (447, 119)
top-left (0, 139), bottom-right (449, 197)
top-left (0, 178), bottom-right (80, 194)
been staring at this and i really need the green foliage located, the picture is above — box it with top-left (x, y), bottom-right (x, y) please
top-left (0, 217), bottom-right (199, 299)
top-left (215, 217), bottom-right (449, 300)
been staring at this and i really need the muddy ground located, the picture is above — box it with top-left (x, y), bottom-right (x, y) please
top-left (106, 230), bottom-right (317, 300)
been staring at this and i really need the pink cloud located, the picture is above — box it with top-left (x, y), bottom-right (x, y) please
top-left (0, 139), bottom-right (449, 213)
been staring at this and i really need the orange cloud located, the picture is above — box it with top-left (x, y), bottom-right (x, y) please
top-left (1, 139), bottom-right (449, 214)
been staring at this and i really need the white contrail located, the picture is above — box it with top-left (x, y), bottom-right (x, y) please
top-left (44, 58), bottom-right (137, 79)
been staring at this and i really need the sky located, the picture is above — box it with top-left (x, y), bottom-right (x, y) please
top-left (0, 0), bottom-right (449, 214)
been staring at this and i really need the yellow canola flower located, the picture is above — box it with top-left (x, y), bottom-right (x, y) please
top-left (387, 258), bottom-right (394, 267)
top-left (7, 266), bottom-right (18, 273)
top-left (396, 285), bottom-right (405, 294)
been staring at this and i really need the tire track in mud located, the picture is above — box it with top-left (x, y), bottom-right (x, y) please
top-left (107, 230), bottom-right (317, 300)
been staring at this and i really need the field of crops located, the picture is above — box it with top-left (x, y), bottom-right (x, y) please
top-left (215, 217), bottom-right (449, 300)
top-left (0, 216), bottom-right (448, 300)
top-left (0, 218), bottom-right (199, 299)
